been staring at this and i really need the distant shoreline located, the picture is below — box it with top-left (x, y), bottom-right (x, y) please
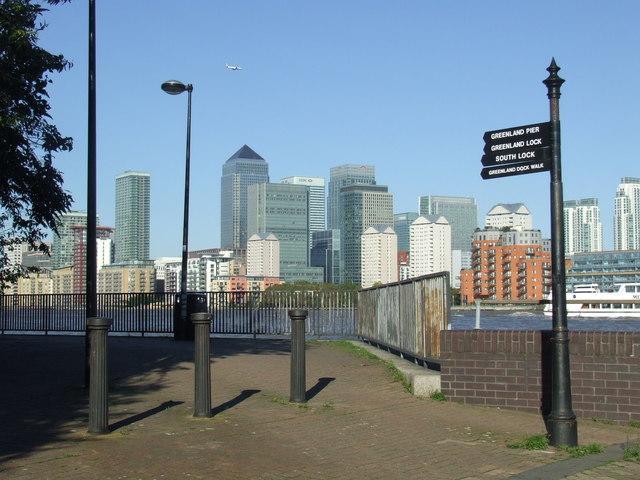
top-left (452, 304), bottom-right (545, 311)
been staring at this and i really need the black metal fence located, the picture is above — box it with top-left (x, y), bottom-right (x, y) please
top-left (0, 291), bottom-right (357, 338)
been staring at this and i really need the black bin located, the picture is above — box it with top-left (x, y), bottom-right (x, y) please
top-left (173, 293), bottom-right (207, 341)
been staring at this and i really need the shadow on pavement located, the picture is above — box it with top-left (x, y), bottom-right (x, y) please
top-left (0, 335), bottom-right (296, 465)
top-left (212, 389), bottom-right (261, 416)
top-left (306, 377), bottom-right (335, 401)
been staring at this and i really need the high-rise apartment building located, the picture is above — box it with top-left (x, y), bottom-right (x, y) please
top-left (220, 145), bottom-right (269, 249)
top-left (310, 230), bottom-right (342, 284)
top-left (247, 233), bottom-right (280, 278)
top-left (614, 177), bottom-right (640, 250)
top-left (485, 203), bottom-right (532, 230)
top-left (360, 226), bottom-right (398, 289)
top-left (247, 182), bottom-right (323, 282)
top-left (51, 211), bottom-right (98, 269)
top-left (419, 196), bottom-right (477, 254)
top-left (327, 165), bottom-right (376, 229)
top-left (409, 215), bottom-right (452, 280)
top-left (115, 171), bottom-right (150, 263)
top-left (71, 225), bottom-right (113, 293)
top-left (339, 185), bottom-right (393, 285)
top-left (281, 176), bottom-right (326, 250)
top-left (393, 212), bottom-right (420, 253)
top-left (563, 198), bottom-right (603, 255)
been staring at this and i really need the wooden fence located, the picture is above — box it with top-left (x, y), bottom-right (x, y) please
top-left (357, 272), bottom-right (451, 361)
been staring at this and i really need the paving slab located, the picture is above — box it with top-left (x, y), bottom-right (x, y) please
top-left (0, 336), bottom-right (636, 479)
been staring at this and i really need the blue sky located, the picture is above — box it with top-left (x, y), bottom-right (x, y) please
top-left (39, 1), bottom-right (639, 258)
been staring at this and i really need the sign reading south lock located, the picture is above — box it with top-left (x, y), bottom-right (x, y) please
top-left (480, 121), bottom-right (552, 179)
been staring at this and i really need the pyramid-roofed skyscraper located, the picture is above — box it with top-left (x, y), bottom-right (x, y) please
top-left (220, 145), bottom-right (269, 249)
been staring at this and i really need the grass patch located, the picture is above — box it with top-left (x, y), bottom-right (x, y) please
top-left (559, 443), bottom-right (603, 458)
top-left (507, 434), bottom-right (549, 450)
top-left (430, 390), bottom-right (446, 402)
top-left (629, 420), bottom-right (640, 429)
top-left (329, 341), bottom-right (412, 394)
top-left (592, 417), bottom-right (616, 425)
top-left (321, 400), bottom-right (335, 411)
top-left (624, 443), bottom-right (640, 462)
top-left (270, 394), bottom-right (309, 410)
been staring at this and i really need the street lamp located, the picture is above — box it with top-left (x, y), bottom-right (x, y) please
top-left (161, 80), bottom-right (193, 339)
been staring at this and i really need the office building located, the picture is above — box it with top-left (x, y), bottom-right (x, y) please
top-left (409, 215), bottom-right (452, 280)
top-left (339, 184), bottom-right (394, 285)
top-left (220, 145), bottom-right (269, 249)
top-left (310, 229), bottom-right (341, 284)
top-left (51, 211), bottom-right (98, 269)
top-left (248, 182), bottom-right (323, 283)
top-left (247, 233), bottom-right (280, 278)
top-left (281, 176), bottom-right (326, 249)
top-left (360, 226), bottom-right (398, 289)
top-left (115, 171), bottom-right (150, 263)
top-left (394, 212), bottom-right (420, 252)
top-left (485, 203), bottom-right (532, 230)
top-left (327, 164), bottom-right (376, 229)
top-left (567, 250), bottom-right (640, 291)
top-left (419, 195), bottom-right (477, 254)
top-left (614, 177), bottom-right (640, 250)
top-left (563, 198), bottom-right (603, 255)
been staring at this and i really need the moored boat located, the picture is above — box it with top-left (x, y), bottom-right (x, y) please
top-left (543, 283), bottom-right (640, 318)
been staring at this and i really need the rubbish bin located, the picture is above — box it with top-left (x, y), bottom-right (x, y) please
top-left (173, 292), bottom-right (207, 341)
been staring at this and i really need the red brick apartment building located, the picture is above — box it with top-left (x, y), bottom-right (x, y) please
top-left (460, 239), bottom-right (551, 304)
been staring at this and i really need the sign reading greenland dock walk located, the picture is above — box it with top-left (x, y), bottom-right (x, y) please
top-left (481, 121), bottom-right (551, 179)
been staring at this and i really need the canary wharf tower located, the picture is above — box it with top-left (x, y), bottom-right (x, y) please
top-left (220, 145), bottom-right (269, 249)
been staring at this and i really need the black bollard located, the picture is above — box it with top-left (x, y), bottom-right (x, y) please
top-left (87, 317), bottom-right (112, 434)
top-left (192, 312), bottom-right (212, 417)
top-left (289, 309), bottom-right (308, 403)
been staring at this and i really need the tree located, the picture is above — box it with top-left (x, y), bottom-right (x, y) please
top-left (0, 0), bottom-right (72, 288)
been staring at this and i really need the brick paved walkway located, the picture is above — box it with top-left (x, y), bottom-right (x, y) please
top-left (0, 336), bottom-right (638, 479)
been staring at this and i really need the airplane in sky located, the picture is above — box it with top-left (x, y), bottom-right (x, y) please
top-left (225, 64), bottom-right (243, 71)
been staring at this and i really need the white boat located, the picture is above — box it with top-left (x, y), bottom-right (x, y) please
top-left (543, 283), bottom-right (640, 318)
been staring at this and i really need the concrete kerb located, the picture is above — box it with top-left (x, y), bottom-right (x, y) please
top-left (348, 340), bottom-right (441, 397)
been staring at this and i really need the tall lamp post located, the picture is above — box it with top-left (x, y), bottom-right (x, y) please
top-left (161, 80), bottom-right (193, 337)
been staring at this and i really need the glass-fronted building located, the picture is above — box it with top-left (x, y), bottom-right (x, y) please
top-left (567, 250), bottom-right (640, 291)
top-left (339, 185), bottom-right (394, 285)
top-left (247, 182), bottom-right (323, 283)
top-left (393, 212), bottom-right (419, 252)
top-left (220, 145), bottom-right (269, 250)
top-left (281, 176), bottom-right (326, 252)
top-left (311, 229), bottom-right (341, 284)
top-left (327, 165), bottom-right (376, 230)
top-left (51, 211), bottom-right (98, 269)
top-left (115, 171), bottom-right (150, 263)
top-left (419, 195), bottom-right (477, 254)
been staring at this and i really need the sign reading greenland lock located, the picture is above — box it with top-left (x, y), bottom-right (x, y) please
top-left (481, 121), bottom-right (552, 178)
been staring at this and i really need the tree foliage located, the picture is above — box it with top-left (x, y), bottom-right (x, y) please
top-left (265, 281), bottom-right (360, 293)
top-left (0, 0), bottom-right (72, 288)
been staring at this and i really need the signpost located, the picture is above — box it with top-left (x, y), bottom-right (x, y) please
top-left (480, 59), bottom-right (578, 447)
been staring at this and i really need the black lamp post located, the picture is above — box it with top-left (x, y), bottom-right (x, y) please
top-left (161, 80), bottom-right (193, 336)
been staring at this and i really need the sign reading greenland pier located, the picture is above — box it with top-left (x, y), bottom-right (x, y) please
top-left (480, 121), bottom-right (552, 178)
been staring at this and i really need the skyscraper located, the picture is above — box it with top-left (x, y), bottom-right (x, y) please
top-left (220, 145), bottom-right (269, 249)
top-left (614, 177), bottom-right (640, 250)
top-left (281, 176), bottom-right (326, 250)
top-left (327, 164), bottom-right (376, 229)
top-left (339, 184), bottom-right (393, 285)
top-left (563, 198), bottom-right (603, 255)
top-left (247, 182), bottom-right (323, 283)
top-left (310, 230), bottom-right (341, 284)
top-left (419, 195), bottom-right (477, 254)
top-left (393, 212), bottom-right (420, 252)
top-left (51, 211), bottom-right (99, 269)
top-left (115, 171), bottom-right (150, 263)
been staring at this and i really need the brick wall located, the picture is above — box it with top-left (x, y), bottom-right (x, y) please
top-left (440, 330), bottom-right (640, 424)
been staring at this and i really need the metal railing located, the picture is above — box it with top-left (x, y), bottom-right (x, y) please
top-left (357, 272), bottom-right (450, 363)
top-left (0, 291), bottom-right (357, 338)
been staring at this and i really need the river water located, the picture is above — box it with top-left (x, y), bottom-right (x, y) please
top-left (450, 309), bottom-right (640, 332)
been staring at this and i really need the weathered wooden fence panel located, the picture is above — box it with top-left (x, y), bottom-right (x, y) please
top-left (357, 272), bottom-right (450, 360)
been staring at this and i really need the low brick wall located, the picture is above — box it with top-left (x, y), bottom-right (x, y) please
top-left (440, 330), bottom-right (640, 424)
